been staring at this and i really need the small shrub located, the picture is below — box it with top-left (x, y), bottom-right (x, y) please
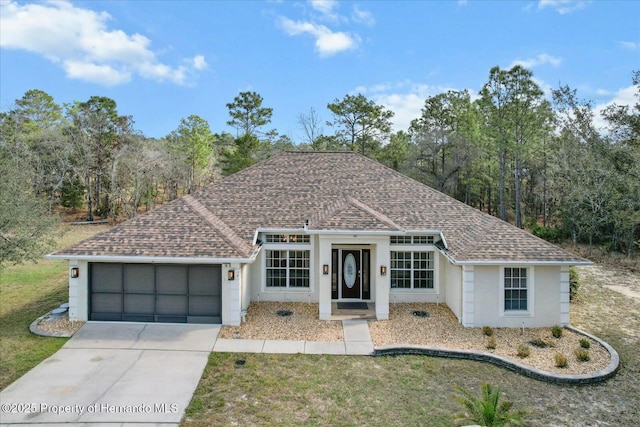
top-left (517, 344), bottom-right (530, 358)
top-left (551, 325), bottom-right (563, 338)
top-left (575, 348), bottom-right (590, 362)
top-left (569, 267), bottom-right (580, 301)
top-left (555, 353), bottom-right (569, 368)
top-left (579, 338), bottom-right (591, 349)
top-left (482, 326), bottom-right (494, 336)
top-left (486, 336), bottom-right (497, 350)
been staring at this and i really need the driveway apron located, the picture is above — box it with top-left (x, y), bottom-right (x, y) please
top-left (0, 323), bottom-right (220, 426)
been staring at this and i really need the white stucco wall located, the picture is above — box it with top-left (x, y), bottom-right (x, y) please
top-left (68, 260), bottom-right (88, 321)
top-left (249, 245), bottom-right (318, 304)
top-left (560, 266), bottom-right (570, 325)
top-left (241, 264), bottom-right (251, 311)
top-left (444, 259), bottom-right (462, 322)
top-left (471, 265), bottom-right (563, 328)
top-left (221, 263), bottom-right (241, 325)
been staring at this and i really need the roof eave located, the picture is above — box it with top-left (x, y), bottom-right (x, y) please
top-left (45, 253), bottom-right (259, 264)
top-left (305, 229), bottom-right (403, 235)
top-left (449, 259), bottom-right (593, 266)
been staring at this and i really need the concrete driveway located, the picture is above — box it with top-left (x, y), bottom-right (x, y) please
top-left (0, 323), bottom-right (220, 426)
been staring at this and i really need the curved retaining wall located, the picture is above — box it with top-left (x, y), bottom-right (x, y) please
top-left (374, 326), bottom-right (619, 385)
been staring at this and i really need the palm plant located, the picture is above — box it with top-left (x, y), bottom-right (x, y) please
top-left (454, 383), bottom-right (526, 426)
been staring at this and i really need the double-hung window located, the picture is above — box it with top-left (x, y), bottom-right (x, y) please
top-left (390, 251), bottom-right (434, 289)
top-left (264, 234), bottom-right (310, 289)
top-left (504, 267), bottom-right (527, 311)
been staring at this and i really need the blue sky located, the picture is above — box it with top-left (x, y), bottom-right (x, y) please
top-left (1, 0), bottom-right (639, 140)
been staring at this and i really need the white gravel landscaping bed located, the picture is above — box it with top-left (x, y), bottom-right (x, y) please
top-left (219, 302), bottom-right (344, 341)
top-left (220, 301), bottom-right (611, 375)
top-left (369, 303), bottom-right (610, 375)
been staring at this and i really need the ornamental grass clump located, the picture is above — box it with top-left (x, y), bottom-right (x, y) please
top-left (486, 336), bottom-right (497, 350)
top-left (482, 326), bottom-right (494, 337)
top-left (517, 344), bottom-right (530, 358)
top-left (555, 353), bottom-right (569, 368)
top-left (579, 338), bottom-right (591, 349)
top-left (575, 348), bottom-right (590, 362)
top-left (551, 325), bottom-right (563, 338)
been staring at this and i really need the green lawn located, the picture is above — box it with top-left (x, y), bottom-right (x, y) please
top-left (183, 353), bottom-right (495, 426)
top-left (0, 225), bottom-right (108, 390)
top-left (183, 266), bottom-right (640, 427)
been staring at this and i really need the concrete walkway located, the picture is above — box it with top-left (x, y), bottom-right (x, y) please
top-left (0, 323), bottom-right (220, 426)
top-left (213, 319), bottom-right (374, 355)
top-left (1, 320), bottom-right (374, 426)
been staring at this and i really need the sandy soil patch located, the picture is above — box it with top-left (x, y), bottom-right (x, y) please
top-left (572, 264), bottom-right (640, 346)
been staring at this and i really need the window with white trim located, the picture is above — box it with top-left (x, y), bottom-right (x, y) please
top-left (390, 235), bottom-right (435, 245)
top-left (390, 251), bottom-right (434, 289)
top-left (265, 234), bottom-right (309, 243)
top-left (504, 267), bottom-right (527, 310)
top-left (266, 250), bottom-right (310, 288)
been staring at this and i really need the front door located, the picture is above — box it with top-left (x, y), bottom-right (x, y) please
top-left (341, 249), bottom-right (361, 299)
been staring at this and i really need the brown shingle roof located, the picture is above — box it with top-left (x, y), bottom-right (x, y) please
top-left (308, 196), bottom-right (403, 231)
top-left (51, 151), bottom-right (588, 264)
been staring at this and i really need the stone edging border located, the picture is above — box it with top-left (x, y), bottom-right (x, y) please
top-left (29, 314), bottom-right (75, 338)
top-left (374, 326), bottom-right (619, 385)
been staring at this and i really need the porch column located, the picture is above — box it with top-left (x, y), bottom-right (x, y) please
top-left (375, 239), bottom-right (390, 320)
top-left (222, 263), bottom-right (241, 326)
top-left (318, 237), bottom-right (332, 320)
top-left (69, 260), bottom-right (88, 321)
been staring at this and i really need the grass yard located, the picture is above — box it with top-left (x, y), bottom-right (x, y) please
top-left (0, 224), bottom-right (108, 391)
top-left (183, 264), bottom-right (640, 427)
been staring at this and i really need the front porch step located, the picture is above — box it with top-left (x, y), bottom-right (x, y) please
top-left (330, 302), bottom-right (376, 321)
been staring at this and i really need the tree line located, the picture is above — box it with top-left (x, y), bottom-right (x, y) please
top-left (1, 66), bottom-right (638, 267)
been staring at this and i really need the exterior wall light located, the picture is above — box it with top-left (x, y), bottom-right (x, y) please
top-left (323, 264), bottom-right (329, 275)
top-left (228, 269), bottom-right (235, 281)
top-left (380, 266), bottom-right (387, 276)
top-left (70, 267), bottom-right (80, 278)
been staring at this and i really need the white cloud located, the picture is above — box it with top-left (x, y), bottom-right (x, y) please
top-left (538, 0), bottom-right (589, 14)
top-left (594, 85), bottom-right (638, 130)
top-left (355, 81), bottom-right (464, 132)
top-left (352, 5), bottom-right (375, 26)
top-left (308, 0), bottom-right (341, 22)
top-left (509, 53), bottom-right (562, 69)
top-left (278, 17), bottom-right (358, 57)
top-left (617, 41), bottom-right (638, 51)
top-left (64, 60), bottom-right (132, 86)
top-left (0, 0), bottom-right (206, 86)
top-left (192, 55), bottom-right (208, 71)
top-left (309, 0), bottom-right (338, 15)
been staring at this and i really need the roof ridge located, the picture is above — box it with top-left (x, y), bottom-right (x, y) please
top-left (307, 197), bottom-right (350, 229)
top-left (183, 195), bottom-right (253, 258)
top-left (345, 197), bottom-right (404, 231)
